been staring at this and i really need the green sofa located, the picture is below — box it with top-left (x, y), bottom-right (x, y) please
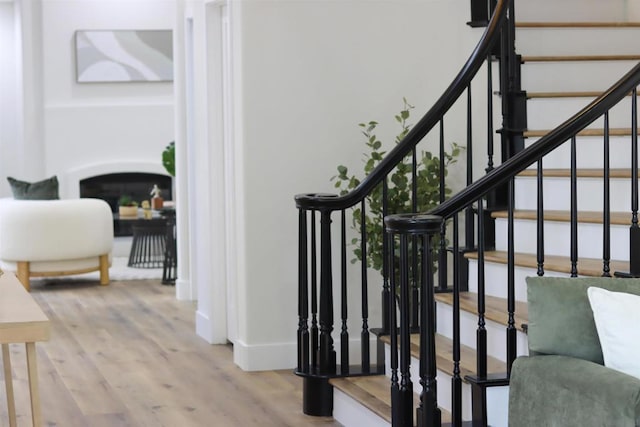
top-left (508, 276), bottom-right (640, 427)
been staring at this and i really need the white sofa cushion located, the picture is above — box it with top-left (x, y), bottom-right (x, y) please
top-left (0, 198), bottom-right (113, 262)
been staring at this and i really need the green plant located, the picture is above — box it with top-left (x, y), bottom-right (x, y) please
top-left (162, 141), bottom-right (175, 177)
top-left (331, 98), bottom-right (462, 273)
top-left (118, 195), bottom-right (138, 207)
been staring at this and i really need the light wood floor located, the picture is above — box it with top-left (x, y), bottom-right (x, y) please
top-left (0, 278), bottom-right (341, 427)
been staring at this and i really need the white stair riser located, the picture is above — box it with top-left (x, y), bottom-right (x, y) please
top-left (494, 218), bottom-right (630, 260)
top-left (333, 388), bottom-right (390, 427)
top-left (486, 387), bottom-right (509, 427)
top-left (517, 27), bottom-right (640, 57)
top-left (384, 345), bottom-right (473, 421)
top-left (525, 135), bottom-right (632, 169)
top-left (522, 60), bottom-right (638, 92)
top-left (514, 176), bottom-right (635, 212)
top-left (527, 95), bottom-right (636, 130)
top-left (467, 259), bottom-right (618, 298)
top-left (467, 259), bottom-right (565, 301)
top-left (517, 0), bottom-right (627, 22)
top-left (436, 301), bottom-right (529, 363)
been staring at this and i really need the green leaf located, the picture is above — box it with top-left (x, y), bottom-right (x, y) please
top-left (327, 97), bottom-right (461, 282)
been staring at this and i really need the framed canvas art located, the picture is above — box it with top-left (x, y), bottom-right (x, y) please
top-left (75, 30), bottom-right (173, 83)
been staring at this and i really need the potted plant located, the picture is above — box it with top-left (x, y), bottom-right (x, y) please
top-left (332, 98), bottom-right (462, 279)
top-left (162, 142), bottom-right (175, 177)
top-left (118, 195), bottom-right (139, 217)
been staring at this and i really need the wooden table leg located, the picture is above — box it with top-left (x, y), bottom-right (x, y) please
top-left (2, 343), bottom-right (16, 427)
top-left (26, 342), bottom-right (42, 426)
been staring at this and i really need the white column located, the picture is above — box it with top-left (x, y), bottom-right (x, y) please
top-left (173, 0), bottom-right (194, 301)
top-left (16, 0), bottom-right (45, 180)
top-left (178, 0), bottom-right (229, 344)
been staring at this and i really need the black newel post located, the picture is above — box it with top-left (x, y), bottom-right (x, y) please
top-left (385, 213), bottom-right (443, 427)
top-left (302, 208), bottom-right (336, 417)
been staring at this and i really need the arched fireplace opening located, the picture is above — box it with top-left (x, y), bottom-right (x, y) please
top-left (80, 172), bottom-right (172, 236)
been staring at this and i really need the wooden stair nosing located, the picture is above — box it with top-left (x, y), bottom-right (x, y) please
top-left (522, 54), bottom-right (640, 63)
top-left (518, 167), bottom-right (638, 179)
top-left (524, 128), bottom-right (640, 138)
top-left (379, 333), bottom-right (507, 381)
top-left (329, 375), bottom-right (453, 424)
top-left (527, 91), bottom-right (639, 99)
top-left (465, 250), bottom-right (629, 277)
top-left (434, 292), bottom-right (528, 333)
top-left (517, 22), bottom-right (640, 29)
top-left (491, 209), bottom-right (631, 225)
top-left (528, 91), bottom-right (602, 99)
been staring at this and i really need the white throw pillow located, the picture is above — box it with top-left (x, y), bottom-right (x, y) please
top-left (587, 286), bottom-right (640, 380)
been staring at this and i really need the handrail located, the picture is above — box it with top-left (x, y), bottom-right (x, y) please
top-left (431, 61), bottom-right (640, 219)
top-left (295, 0), bottom-right (509, 211)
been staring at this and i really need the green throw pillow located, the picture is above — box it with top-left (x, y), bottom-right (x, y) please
top-left (526, 276), bottom-right (640, 364)
top-left (7, 176), bottom-right (60, 200)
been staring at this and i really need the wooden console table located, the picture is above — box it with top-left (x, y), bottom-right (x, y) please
top-left (0, 271), bottom-right (50, 426)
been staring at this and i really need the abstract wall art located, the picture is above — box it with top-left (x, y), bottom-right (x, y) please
top-left (75, 30), bottom-right (173, 83)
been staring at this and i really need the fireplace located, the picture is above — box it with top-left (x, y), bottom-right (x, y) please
top-left (80, 172), bottom-right (172, 236)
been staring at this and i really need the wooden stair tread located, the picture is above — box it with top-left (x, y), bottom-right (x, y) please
top-left (517, 22), bottom-right (640, 28)
top-left (329, 375), bottom-right (397, 422)
top-left (329, 375), bottom-right (452, 424)
top-left (465, 250), bottom-right (629, 277)
top-left (380, 333), bottom-right (506, 380)
top-left (525, 128), bottom-right (640, 138)
top-left (528, 91), bottom-right (604, 99)
top-left (435, 292), bottom-right (528, 332)
top-left (522, 54), bottom-right (640, 62)
top-left (527, 91), bottom-right (640, 99)
top-left (491, 209), bottom-right (631, 225)
top-left (518, 167), bottom-right (638, 178)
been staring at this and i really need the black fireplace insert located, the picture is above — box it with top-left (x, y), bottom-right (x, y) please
top-left (80, 172), bottom-right (173, 236)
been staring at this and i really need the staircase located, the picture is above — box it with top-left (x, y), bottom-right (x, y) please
top-left (295, 1), bottom-right (640, 426)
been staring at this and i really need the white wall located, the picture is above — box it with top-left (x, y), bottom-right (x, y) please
top-left (6, 0), bottom-right (176, 198)
top-left (218, 0), bottom-right (486, 370)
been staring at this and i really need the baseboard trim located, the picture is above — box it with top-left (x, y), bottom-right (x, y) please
top-left (233, 339), bottom-right (296, 371)
top-left (175, 278), bottom-right (193, 301)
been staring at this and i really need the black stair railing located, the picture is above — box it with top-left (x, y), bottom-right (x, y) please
top-left (388, 60), bottom-right (640, 426)
top-left (295, 0), bottom-right (511, 418)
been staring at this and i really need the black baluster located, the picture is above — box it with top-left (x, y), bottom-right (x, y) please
top-left (477, 202), bottom-right (487, 379)
top-left (298, 209), bottom-right (310, 373)
top-left (341, 210), bottom-right (349, 373)
top-left (486, 55), bottom-right (495, 174)
top-left (452, 214), bottom-right (462, 426)
top-left (412, 148), bottom-right (420, 329)
top-left (631, 88), bottom-right (640, 276)
top-left (603, 112), bottom-right (611, 277)
top-left (382, 180), bottom-right (391, 333)
top-left (319, 210), bottom-right (336, 375)
top-left (570, 136), bottom-right (578, 277)
top-left (507, 178), bottom-right (517, 373)
top-left (439, 119), bottom-right (448, 292)
top-left (389, 232), bottom-right (400, 427)
top-left (361, 201), bottom-right (370, 372)
top-left (619, 89), bottom-right (640, 277)
top-left (537, 159), bottom-right (545, 276)
top-left (399, 234), bottom-right (413, 427)
top-left (466, 84), bottom-right (475, 249)
top-left (311, 211), bottom-right (319, 369)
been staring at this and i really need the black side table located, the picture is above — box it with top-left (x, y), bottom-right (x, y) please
top-left (127, 218), bottom-right (168, 268)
